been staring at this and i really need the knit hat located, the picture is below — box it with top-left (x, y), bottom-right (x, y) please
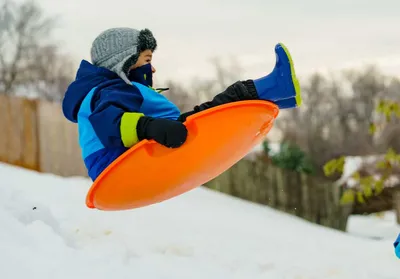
top-left (90, 27), bottom-right (157, 83)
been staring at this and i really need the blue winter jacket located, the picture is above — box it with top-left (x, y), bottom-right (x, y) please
top-left (62, 60), bottom-right (181, 181)
top-left (394, 233), bottom-right (400, 259)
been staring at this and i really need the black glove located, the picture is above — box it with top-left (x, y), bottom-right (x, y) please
top-left (137, 116), bottom-right (188, 148)
top-left (177, 110), bottom-right (197, 122)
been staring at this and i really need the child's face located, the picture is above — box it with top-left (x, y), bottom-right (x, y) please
top-left (130, 49), bottom-right (156, 74)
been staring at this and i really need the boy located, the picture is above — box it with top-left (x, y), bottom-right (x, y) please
top-left (62, 27), bottom-right (301, 181)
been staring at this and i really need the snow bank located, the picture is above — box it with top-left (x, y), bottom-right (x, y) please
top-left (0, 163), bottom-right (398, 279)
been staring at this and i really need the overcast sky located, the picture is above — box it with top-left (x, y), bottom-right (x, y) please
top-left (31, 0), bottom-right (400, 86)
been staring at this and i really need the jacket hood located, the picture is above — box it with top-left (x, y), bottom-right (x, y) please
top-left (62, 60), bottom-right (121, 123)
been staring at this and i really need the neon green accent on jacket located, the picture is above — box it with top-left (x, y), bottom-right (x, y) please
top-left (120, 112), bottom-right (144, 147)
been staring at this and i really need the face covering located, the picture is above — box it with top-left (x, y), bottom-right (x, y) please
top-left (127, 63), bottom-right (153, 87)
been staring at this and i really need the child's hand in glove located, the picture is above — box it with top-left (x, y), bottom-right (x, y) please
top-left (137, 116), bottom-right (188, 148)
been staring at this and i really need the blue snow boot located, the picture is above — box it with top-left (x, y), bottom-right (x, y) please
top-left (253, 43), bottom-right (302, 109)
top-left (274, 97), bottom-right (297, 109)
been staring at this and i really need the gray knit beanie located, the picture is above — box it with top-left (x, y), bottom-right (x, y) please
top-left (90, 27), bottom-right (157, 83)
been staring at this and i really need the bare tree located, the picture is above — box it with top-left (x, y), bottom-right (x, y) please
top-left (18, 44), bottom-right (74, 102)
top-left (0, 0), bottom-right (73, 101)
top-left (162, 80), bottom-right (199, 113)
top-left (164, 56), bottom-right (244, 114)
top-left (189, 56), bottom-right (244, 103)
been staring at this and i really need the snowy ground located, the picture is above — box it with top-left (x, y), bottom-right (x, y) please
top-left (0, 162), bottom-right (398, 279)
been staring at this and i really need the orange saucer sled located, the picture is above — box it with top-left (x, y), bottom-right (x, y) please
top-left (86, 100), bottom-right (279, 211)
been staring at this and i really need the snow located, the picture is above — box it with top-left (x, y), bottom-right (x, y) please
top-left (335, 155), bottom-right (400, 189)
top-left (347, 211), bottom-right (399, 241)
top-left (245, 141), bottom-right (280, 160)
top-left (0, 162), bottom-right (399, 279)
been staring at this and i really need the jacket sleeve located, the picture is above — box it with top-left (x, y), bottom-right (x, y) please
top-left (178, 80), bottom-right (258, 122)
top-left (88, 87), bottom-right (145, 148)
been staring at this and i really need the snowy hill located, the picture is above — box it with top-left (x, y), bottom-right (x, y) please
top-left (0, 162), bottom-right (398, 279)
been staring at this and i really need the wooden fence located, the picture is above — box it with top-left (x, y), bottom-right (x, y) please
top-left (205, 158), bottom-right (353, 231)
top-left (0, 95), bottom-right (38, 170)
top-left (0, 94), bottom-right (87, 176)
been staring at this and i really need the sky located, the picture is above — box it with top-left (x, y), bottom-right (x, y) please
top-left (27, 0), bottom-right (400, 87)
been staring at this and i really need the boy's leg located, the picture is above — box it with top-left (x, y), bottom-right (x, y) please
top-left (178, 43), bottom-right (301, 122)
top-left (178, 80), bottom-right (257, 122)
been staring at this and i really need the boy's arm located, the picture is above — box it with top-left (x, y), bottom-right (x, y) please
top-left (88, 88), bottom-right (144, 148)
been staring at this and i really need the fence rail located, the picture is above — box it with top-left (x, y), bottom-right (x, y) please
top-left (205, 158), bottom-right (352, 231)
